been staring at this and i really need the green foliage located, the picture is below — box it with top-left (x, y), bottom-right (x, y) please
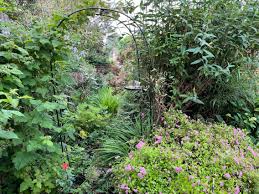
top-left (0, 0), bottom-right (16, 12)
top-left (226, 97), bottom-right (259, 143)
top-left (0, 20), bottom-right (71, 193)
top-left (69, 87), bottom-right (121, 134)
top-left (97, 87), bottom-right (121, 114)
top-left (113, 110), bottom-right (259, 193)
top-left (139, 0), bottom-right (258, 138)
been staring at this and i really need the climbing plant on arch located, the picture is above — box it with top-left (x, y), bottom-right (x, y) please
top-left (51, 7), bottom-right (156, 151)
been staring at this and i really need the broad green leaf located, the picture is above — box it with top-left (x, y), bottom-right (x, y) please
top-left (13, 151), bottom-right (38, 170)
top-left (16, 47), bottom-right (29, 56)
top-left (27, 140), bottom-right (42, 152)
top-left (0, 129), bottom-right (19, 139)
top-left (52, 40), bottom-right (62, 48)
top-left (0, 51), bottom-right (12, 60)
top-left (20, 178), bottom-right (32, 192)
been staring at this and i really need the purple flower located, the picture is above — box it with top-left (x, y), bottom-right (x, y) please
top-left (222, 166), bottom-right (227, 170)
top-left (136, 141), bottom-right (145, 150)
top-left (137, 167), bottom-right (147, 179)
top-left (72, 47), bottom-right (78, 53)
top-left (247, 146), bottom-right (257, 157)
top-left (224, 173), bottom-right (231, 179)
top-left (120, 184), bottom-right (129, 190)
top-left (155, 135), bottom-right (163, 144)
top-left (141, 112), bottom-right (145, 119)
top-left (238, 171), bottom-right (243, 178)
top-left (220, 182), bottom-right (224, 187)
top-left (137, 172), bottom-right (145, 179)
top-left (240, 150), bottom-right (245, 159)
top-left (206, 176), bottom-right (210, 180)
top-left (133, 189), bottom-right (138, 193)
top-left (175, 167), bottom-right (182, 173)
top-left (160, 117), bottom-right (164, 122)
top-left (189, 175), bottom-right (194, 180)
top-left (234, 186), bottom-right (240, 194)
top-left (125, 164), bottom-right (134, 171)
top-left (140, 167), bottom-right (147, 175)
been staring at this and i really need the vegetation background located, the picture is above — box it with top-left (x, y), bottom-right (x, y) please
top-left (0, 0), bottom-right (258, 193)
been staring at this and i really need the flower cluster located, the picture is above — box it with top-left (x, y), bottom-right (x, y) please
top-left (137, 167), bottom-right (147, 179)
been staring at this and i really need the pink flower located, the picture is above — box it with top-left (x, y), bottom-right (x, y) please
top-left (222, 166), bottom-right (227, 170)
top-left (120, 184), bottom-right (129, 190)
top-left (206, 176), bottom-right (210, 180)
top-left (192, 183), bottom-right (196, 187)
top-left (136, 141), bottom-right (145, 150)
top-left (224, 173), bottom-right (231, 179)
top-left (234, 186), bottom-right (240, 194)
top-left (138, 167), bottom-right (147, 179)
top-left (155, 135), bottom-right (163, 144)
top-left (133, 189), bottom-right (138, 193)
top-left (137, 172), bottom-right (145, 179)
top-left (175, 167), bottom-right (182, 173)
top-left (247, 146), bottom-right (257, 157)
top-left (220, 182), bottom-right (224, 187)
top-left (140, 167), bottom-right (147, 175)
top-left (240, 150), bottom-right (245, 159)
top-left (238, 171), bottom-right (243, 178)
top-left (189, 175), bottom-right (194, 180)
top-left (141, 112), bottom-right (145, 119)
top-left (125, 164), bottom-right (134, 171)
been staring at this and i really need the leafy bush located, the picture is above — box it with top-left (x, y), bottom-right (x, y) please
top-left (113, 110), bottom-right (258, 193)
top-left (139, 0), bottom-right (258, 137)
top-left (0, 20), bottom-right (73, 193)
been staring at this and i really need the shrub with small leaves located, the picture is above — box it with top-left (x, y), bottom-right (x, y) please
top-left (113, 110), bottom-right (258, 193)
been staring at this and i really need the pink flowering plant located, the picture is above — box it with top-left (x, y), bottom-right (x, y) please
top-left (113, 110), bottom-right (258, 193)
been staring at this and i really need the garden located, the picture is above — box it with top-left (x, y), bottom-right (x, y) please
top-left (0, 0), bottom-right (258, 193)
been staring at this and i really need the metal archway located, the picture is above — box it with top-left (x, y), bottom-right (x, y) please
top-left (51, 7), bottom-right (154, 158)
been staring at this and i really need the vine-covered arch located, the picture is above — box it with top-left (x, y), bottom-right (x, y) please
top-left (51, 7), bottom-right (155, 156)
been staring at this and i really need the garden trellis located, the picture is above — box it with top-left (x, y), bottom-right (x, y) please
top-left (51, 7), bottom-right (155, 156)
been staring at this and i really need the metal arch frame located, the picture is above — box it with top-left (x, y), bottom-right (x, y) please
top-left (51, 7), bottom-right (154, 157)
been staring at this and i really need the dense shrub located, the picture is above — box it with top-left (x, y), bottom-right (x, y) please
top-left (139, 0), bottom-right (258, 139)
top-left (113, 110), bottom-right (258, 193)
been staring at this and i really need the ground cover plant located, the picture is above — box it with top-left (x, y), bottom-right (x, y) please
top-left (114, 110), bottom-right (259, 193)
